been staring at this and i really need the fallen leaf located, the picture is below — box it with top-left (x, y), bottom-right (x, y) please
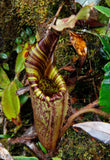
top-left (52, 15), bottom-right (77, 31)
top-left (8, 126), bottom-right (37, 144)
top-left (72, 56), bottom-right (79, 63)
top-left (51, 3), bottom-right (94, 31)
top-left (69, 31), bottom-right (87, 67)
top-left (60, 65), bottom-right (76, 72)
top-left (0, 143), bottom-right (13, 160)
top-left (73, 121), bottom-right (110, 144)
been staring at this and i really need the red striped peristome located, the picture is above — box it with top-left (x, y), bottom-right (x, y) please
top-left (25, 30), bottom-right (67, 102)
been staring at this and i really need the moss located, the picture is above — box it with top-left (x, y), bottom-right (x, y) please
top-left (58, 127), bottom-right (110, 160)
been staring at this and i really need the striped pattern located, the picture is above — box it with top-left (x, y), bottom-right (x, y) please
top-left (25, 31), bottom-right (66, 102)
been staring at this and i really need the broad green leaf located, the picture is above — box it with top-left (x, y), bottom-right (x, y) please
top-left (13, 156), bottom-right (39, 160)
top-left (3, 63), bottom-right (9, 71)
top-left (2, 81), bottom-right (20, 120)
top-left (94, 6), bottom-right (110, 17)
top-left (96, 34), bottom-right (110, 60)
top-left (19, 95), bottom-right (28, 105)
top-left (52, 157), bottom-right (62, 160)
top-left (0, 67), bottom-right (10, 89)
top-left (38, 141), bottom-right (47, 154)
top-left (15, 51), bottom-right (25, 74)
top-left (75, 0), bottom-right (101, 6)
top-left (99, 62), bottom-right (110, 112)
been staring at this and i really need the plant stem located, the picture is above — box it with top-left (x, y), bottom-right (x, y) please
top-left (60, 105), bottom-right (110, 138)
top-left (48, 2), bottom-right (64, 30)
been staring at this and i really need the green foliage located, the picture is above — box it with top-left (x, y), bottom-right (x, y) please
top-left (105, 0), bottom-right (110, 6)
top-left (15, 51), bottom-right (25, 74)
top-left (0, 27), bottom-right (35, 123)
top-left (0, 52), bottom-right (8, 59)
top-left (0, 134), bottom-right (11, 139)
top-left (38, 141), bottom-right (47, 154)
top-left (0, 1), bottom-right (110, 159)
top-left (99, 62), bottom-right (110, 112)
top-left (16, 45), bottom-right (23, 54)
top-left (97, 34), bottom-right (110, 60)
top-left (15, 27), bottom-right (36, 74)
top-left (94, 26), bottom-right (110, 37)
top-left (94, 5), bottom-right (110, 17)
top-left (1, 81), bottom-right (20, 120)
top-left (2, 63), bottom-right (9, 71)
top-left (0, 67), bottom-right (10, 89)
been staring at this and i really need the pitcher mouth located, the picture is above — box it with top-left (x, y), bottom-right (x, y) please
top-left (27, 66), bottom-right (67, 102)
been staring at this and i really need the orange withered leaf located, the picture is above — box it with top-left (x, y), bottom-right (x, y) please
top-left (69, 31), bottom-right (87, 67)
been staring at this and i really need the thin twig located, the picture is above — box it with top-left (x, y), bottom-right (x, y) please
top-left (60, 101), bottom-right (110, 138)
top-left (48, 2), bottom-right (64, 31)
top-left (16, 85), bottom-right (30, 95)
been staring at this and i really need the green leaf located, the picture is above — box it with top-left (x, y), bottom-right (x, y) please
top-left (2, 81), bottom-right (20, 120)
top-left (95, 34), bottom-right (110, 60)
top-left (14, 79), bottom-right (23, 89)
top-left (77, 3), bottom-right (94, 20)
top-left (14, 79), bottom-right (29, 104)
top-left (94, 6), bottom-right (110, 17)
top-left (3, 63), bottom-right (9, 71)
top-left (105, 0), bottom-right (110, 7)
top-left (99, 62), bottom-right (110, 113)
top-left (16, 45), bottom-right (23, 54)
top-left (13, 156), bottom-right (39, 160)
top-left (29, 36), bottom-right (36, 44)
top-left (52, 157), bottom-right (62, 160)
top-left (0, 67), bottom-right (10, 89)
top-left (0, 53), bottom-right (8, 59)
top-left (104, 62), bottom-right (110, 72)
top-left (16, 37), bottom-right (22, 44)
top-left (94, 27), bottom-right (110, 37)
top-left (0, 134), bottom-right (11, 139)
top-left (38, 142), bottom-right (47, 154)
top-left (15, 51), bottom-right (25, 74)
top-left (20, 95), bottom-right (28, 105)
top-left (0, 89), bottom-right (3, 97)
top-left (26, 27), bottom-right (32, 36)
top-left (20, 30), bottom-right (28, 40)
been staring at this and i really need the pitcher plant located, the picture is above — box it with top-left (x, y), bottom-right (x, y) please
top-left (25, 30), bottom-right (69, 150)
